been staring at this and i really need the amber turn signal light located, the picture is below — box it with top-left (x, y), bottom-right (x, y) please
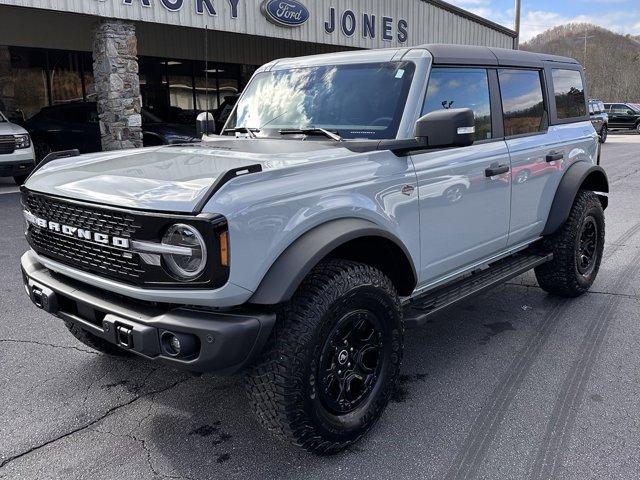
top-left (220, 231), bottom-right (229, 267)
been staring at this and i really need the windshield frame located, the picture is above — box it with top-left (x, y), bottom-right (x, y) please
top-left (0, 111), bottom-right (7, 123)
top-left (223, 61), bottom-right (418, 141)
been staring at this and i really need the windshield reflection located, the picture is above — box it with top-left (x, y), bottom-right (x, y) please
top-left (226, 62), bottom-right (416, 140)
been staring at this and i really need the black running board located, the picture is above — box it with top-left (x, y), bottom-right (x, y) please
top-left (403, 252), bottom-right (553, 329)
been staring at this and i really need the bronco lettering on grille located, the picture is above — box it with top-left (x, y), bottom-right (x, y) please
top-left (24, 211), bottom-right (130, 249)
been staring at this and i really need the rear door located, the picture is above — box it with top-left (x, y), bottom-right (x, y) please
top-left (499, 68), bottom-right (565, 246)
top-left (411, 67), bottom-right (511, 284)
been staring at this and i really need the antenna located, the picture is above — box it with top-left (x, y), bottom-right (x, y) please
top-left (205, 24), bottom-right (210, 135)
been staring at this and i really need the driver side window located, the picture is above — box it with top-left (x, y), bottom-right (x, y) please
top-left (422, 67), bottom-right (492, 141)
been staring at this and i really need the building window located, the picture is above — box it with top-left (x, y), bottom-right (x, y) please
top-left (7, 47), bottom-right (50, 119)
top-left (552, 69), bottom-right (587, 119)
top-left (498, 69), bottom-right (546, 136)
top-left (422, 67), bottom-right (492, 141)
top-left (48, 50), bottom-right (84, 105)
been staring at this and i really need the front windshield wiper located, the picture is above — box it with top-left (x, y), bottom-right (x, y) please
top-left (279, 127), bottom-right (342, 142)
top-left (223, 126), bottom-right (260, 138)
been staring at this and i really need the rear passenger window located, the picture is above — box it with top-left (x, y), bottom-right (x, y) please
top-left (552, 69), bottom-right (587, 119)
top-left (422, 68), bottom-right (492, 141)
top-left (498, 69), bottom-right (546, 136)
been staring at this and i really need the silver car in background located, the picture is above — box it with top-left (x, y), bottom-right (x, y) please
top-left (0, 111), bottom-right (36, 184)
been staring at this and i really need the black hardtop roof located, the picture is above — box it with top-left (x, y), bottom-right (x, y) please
top-left (417, 44), bottom-right (581, 68)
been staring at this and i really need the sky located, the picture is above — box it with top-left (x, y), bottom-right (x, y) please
top-left (447, 0), bottom-right (640, 42)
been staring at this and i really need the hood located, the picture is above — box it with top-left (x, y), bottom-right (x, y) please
top-left (24, 138), bottom-right (355, 213)
top-left (0, 120), bottom-right (29, 136)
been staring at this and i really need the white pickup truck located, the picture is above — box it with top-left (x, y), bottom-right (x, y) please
top-left (0, 111), bottom-right (35, 184)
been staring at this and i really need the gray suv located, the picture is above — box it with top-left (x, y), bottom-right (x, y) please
top-left (20, 45), bottom-right (608, 454)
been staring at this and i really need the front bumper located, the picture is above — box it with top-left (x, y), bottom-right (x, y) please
top-left (21, 251), bottom-right (276, 374)
top-left (0, 158), bottom-right (35, 177)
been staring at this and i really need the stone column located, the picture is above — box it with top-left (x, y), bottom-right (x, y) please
top-left (0, 46), bottom-right (15, 114)
top-left (92, 19), bottom-right (143, 151)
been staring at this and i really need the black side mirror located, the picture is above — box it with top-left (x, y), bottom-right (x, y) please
top-left (627, 110), bottom-right (635, 115)
top-left (415, 108), bottom-right (475, 149)
top-left (196, 112), bottom-right (216, 137)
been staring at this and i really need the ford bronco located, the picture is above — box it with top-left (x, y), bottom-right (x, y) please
top-left (20, 45), bottom-right (608, 454)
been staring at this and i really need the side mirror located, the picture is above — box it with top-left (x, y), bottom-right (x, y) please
top-left (196, 112), bottom-right (216, 138)
top-left (415, 108), bottom-right (475, 149)
top-left (627, 110), bottom-right (635, 115)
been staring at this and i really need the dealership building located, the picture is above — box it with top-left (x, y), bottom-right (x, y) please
top-left (0, 0), bottom-right (516, 151)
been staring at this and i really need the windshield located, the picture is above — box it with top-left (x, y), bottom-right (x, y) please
top-left (226, 61), bottom-right (416, 140)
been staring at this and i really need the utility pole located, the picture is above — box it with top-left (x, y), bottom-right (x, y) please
top-left (580, 33), bottom-right (595, 71)
top-left (514, 0), bottom-right (521, 49)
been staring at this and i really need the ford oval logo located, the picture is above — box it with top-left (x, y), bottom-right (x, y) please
top-left (261, 0), bottom-right (309, 28)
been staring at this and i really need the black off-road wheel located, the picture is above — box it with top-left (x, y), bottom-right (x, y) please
top-left (64, 321), bottom-right (131, 357)
top-left (535, 190), bottom-right (605, 297)
top-left (246, 259), bottom-right (403, 454)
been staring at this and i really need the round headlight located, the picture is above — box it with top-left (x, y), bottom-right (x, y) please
top-left (162, 224), bottom-right (207, 280)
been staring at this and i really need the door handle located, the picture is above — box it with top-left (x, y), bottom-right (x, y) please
top-left (546, 152), bottom-right (564, 163)
top-left (485, 165), bottom-right (510, 177)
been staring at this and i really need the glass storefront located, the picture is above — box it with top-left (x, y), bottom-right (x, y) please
top-left (3, 45), bottom-right (257, 128)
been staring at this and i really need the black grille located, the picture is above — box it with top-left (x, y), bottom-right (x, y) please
top-left (25, 193), bottom-right (140, 239)
top-left (22, 191), bottom-right (230, 289)
top-left (0, 135), bottom-right (15, 155)
top-left (24, 193), bottom-right (145, 283)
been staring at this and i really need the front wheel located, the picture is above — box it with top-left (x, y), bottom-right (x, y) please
top-left (535, 190), bottom-right (605, 297)
top-left (246, 259), bottom-right (403, 454)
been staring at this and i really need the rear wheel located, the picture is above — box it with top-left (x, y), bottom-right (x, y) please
top-left (535, 190), bottom-right (605, 297)
top-left (599, 125), bottom-right (608, 143)
top-left (246, 259), bottom-right (403, 454)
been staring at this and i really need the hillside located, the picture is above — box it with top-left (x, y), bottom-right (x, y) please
top-left (521, 24), bottom-right (640, 102)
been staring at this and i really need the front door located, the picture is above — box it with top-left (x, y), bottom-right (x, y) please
top-left (412, 67), bottom-right (511, 286)
top-left (608, 103), bottom-right (636, 129)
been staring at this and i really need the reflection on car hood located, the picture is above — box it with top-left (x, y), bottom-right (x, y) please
top-left (145, 122), bottom-right (197, 138)
top-left (24, 138), bottom-right (355, 213)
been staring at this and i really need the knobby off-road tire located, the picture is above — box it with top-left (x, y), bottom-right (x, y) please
top-left (599, 125), bottom-right (608, 143)
top-left (246, 259), bottom-right (403, 454)
top-left (64, 321), bottom-right (131, 357)
top-left (535, 190), bottom-right (605, 297)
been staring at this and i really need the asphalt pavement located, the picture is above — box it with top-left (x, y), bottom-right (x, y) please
top-left (1, 134), bottom-right (640, 479)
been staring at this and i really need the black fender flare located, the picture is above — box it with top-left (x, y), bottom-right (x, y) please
top-left (249, 218), bottom-right (417, 305)
top-left (542, 162), bottom-right (609, 236)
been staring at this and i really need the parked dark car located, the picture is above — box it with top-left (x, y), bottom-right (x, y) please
top-left (25, 102), bottom-right (199, 160)
top-left (603, 102), bottom-right (640, 134)
top-left (589, 99), bottom-right (608, 143)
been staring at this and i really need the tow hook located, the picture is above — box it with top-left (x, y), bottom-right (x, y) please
top-left (116, 324), bottom-right (134, 349)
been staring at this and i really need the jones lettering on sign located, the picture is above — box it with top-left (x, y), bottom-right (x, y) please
top-left (324, 8), bottom-right (409, 43)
